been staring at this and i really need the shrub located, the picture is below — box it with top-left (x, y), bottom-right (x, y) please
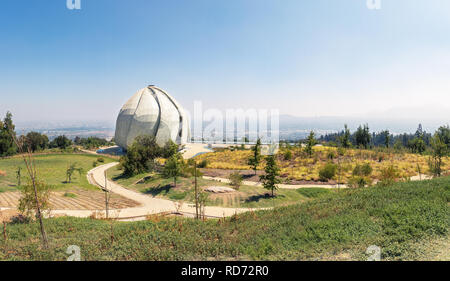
top-left (337, 147), bottom-right (346, 156)
top-left (229, 172), bottom-right (243, 190)
top-left (348, 176), bottom-right (371, 188)
top-left (197, 159), bottom-right (208, 168)
top-left (97, 157), bottom-right (105, 163)
top-left (283, 150), bottom-right (293, 160)
top-left (318, 163), bottom-right (337, 181)
top-left (92, 161), bottom-right (98, 167)
top-left (18, 180), bottom-right (51, 219)
top-left (352, 163), bottom-right (373, 177)
top-left (327, 151), bottom-right (336, 160)
top-left (378, 165), bottom-right (399, 186)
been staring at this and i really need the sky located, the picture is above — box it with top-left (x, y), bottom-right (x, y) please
top-left (1, 0), bottom-right (450, 124)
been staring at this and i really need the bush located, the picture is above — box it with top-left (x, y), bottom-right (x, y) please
top-left (283, 150), bottom-right (293, 160)
top-left (197, 159), bottom-right (208, 168)
top-left (327, 151), bottom-right (336, 160)
top-left (378, 165), bottom-right (399, 186)
top-left (352, 163), bottom-right (373, 177)
top-left (318, 163), bottom-right (337, 181)
top-left (92, 161), bottom-right (98, 167)
top-left (337, 147), bottom-right (346, 156)
top-left (97, 157), bottom-right (105, 163)
top-left (348, 176), bottom-right (371, 188)
top-left (228, 172), bottom-right (243, 190)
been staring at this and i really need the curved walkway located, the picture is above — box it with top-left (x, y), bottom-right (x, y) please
top-left (50, 162), bottom-right (258, 221)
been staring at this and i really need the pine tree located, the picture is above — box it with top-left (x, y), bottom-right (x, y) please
top-left (259, 155), bottom-right (281, 197)
top-left (0, 112), bottom-right (17, 157)
top-left (305, 131), bottom-right (316, 157)
top-left (248, 138), bottom-right (262, 175)
top-left (339, 124), bottom-right (351, 148)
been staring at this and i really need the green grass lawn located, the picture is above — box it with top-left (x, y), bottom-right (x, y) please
top-left (107, 165), bottom-right (332, 208)
top-left (1, 176), bottom-right (448, 261)
top-left (0, 153), bottom-right (116, 192)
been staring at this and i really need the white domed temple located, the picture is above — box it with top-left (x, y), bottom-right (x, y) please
top-left (114, 85), bottom-right (191, 149)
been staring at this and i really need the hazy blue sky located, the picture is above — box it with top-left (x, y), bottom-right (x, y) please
top-left (1, 0), bottom-right (450, 123)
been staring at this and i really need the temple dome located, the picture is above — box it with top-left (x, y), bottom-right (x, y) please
top-left (114, 85), bottom-right (190, 148)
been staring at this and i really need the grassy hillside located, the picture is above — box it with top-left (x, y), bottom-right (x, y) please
top-left (0, 154), bottom-right (116, 192)
top-left (0, 176), bottom-right (448, 261)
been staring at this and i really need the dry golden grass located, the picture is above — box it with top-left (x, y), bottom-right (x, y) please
top-left (195, 146), bottom-right (450, 183)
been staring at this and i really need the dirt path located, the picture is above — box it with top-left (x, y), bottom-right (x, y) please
top-left (203, 173), bottom-right (434, 190)
top-left (203, 176), bottom-right (348, 189)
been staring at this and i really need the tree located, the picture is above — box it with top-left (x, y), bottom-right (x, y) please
top-left (408, 137), bottom-right (426, 154)
top-left (436, 125), bottom-right (450, 149)
top-left (228, 171), bottom-right (243, 190)
top-left (355, 124), bottom-right (371, 149)
top-left (339, 124), bottom-right (351, 148)
top-left (429, 134), bottom-right (448, 177)
top-left (9, 128), bottom-right (49, 248)
top-left (0, 111), bottom-right (17, 157)
top-left (73, 136), bottom-right (111, 150)
top-left (25, 132), bottom-right (49, 152)
top-left (50, 135), bottom-right (72, 149)
top-left (248, 138), bottom-right (262, 175)
top-left (381, 130), bottom-right (391, 148)
top-left (16, 167), bottom-right (21, 186)
top-left (120, 135), bottom-right (163, 176)
top-left (162, 140), bottom-right (179, 158)
top-left (66, 163), bottom-right (84, 183)
top-left (163, 154), bottom-right (184, 188)
top-left (305, 131), bottom-right (316, 157)
top-left (259, 155), bottom-right (281, 197)
top-left (415, 124), bottom-right (424, 138)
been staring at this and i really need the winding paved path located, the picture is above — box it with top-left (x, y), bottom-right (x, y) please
top-left (50, 162), bottom-right (257, 221)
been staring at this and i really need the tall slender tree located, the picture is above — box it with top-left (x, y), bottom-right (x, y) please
top-left (0, 112), bottom-right (17, 157)
top-left (429, 134), bottom-right (448, 177)
top-left (355, 124), bottom-right (371, 149)
top-left (9, 128), bottom-right (48, 248)
top-left (339, 124), bottom-right (351, 148)
top-left (259, 155), bottom-right (281, 197)
top-left (248, 138), bottom-right (262, 175)
top-left (305, 131), bottom-right (316, 157)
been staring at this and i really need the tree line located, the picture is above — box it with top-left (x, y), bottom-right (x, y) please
top-left (318, 123), bottom-right (449, 153)
top-left (0, 112), bottom-right (115, 157)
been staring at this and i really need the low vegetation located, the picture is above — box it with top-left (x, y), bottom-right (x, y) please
top-left (195, 146), bottom-right (449, 183)
top-left (0, 176), bottom-right (448, 260)
top-left (108, 164), bottom-right (312, 208)
top-left (0, 154), bottom-right (115, 191)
